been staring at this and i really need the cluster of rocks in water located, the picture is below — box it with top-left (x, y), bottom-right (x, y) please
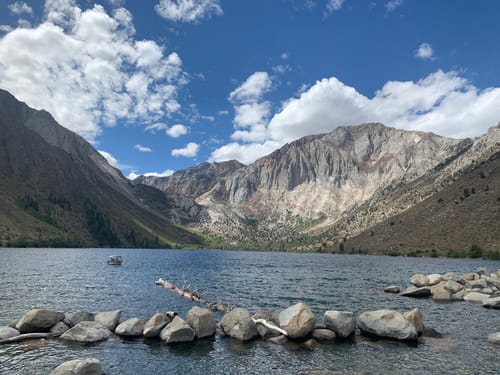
top-left (2, 302), bottom-right (435, 374)
top-left (385, 267), bottom-right (500, 308)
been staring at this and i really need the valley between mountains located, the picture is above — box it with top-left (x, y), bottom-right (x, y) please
top-left (1, 89), bottom-right (499, 256)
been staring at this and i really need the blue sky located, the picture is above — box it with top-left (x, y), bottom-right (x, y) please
top-left (0, 0), bottom-right (499, 178)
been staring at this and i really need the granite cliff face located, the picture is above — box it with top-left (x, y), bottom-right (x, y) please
top-left (139, 122), bottom-right (499, 250)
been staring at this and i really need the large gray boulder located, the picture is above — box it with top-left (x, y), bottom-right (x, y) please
top-left (427, 274), bottom-right (442, 286)
top-left (253, 310), bottom-right (280, 326)
top-left (115, 318), bottom-right (144, 337)
top-left (312, 328), bottom-right (336, 341)
top-left (49, 358), bottom-right (104, 375)
top-left (432, 284), bottom-right (452, 301)
top-left (403, 308), bottom-right (424, 336)
top-left (410, 274), bottom-right (429, 287)
top-left (279, 303), bottom-right (315, 339)
top-left (444, 280), bottom-right (464, 294)
top-left (94, 310), bottom-right (121, 331)
top-left (60, 321), bottom-right (112, 343)
top-left (186, 306), bottom-right (216, 339)
top-left (160, 316), bottom-right (195, 344)
top-left (0, 326), bottom-right (20, 340)
top-left (68, 312), bottom-right (95, 327)
top-left (220, 308), bottom-right (258, 341)
top-left (483, 296), bottom-right (500, 309)
top-left (15, 309), bottom-right (65, 333)
top-left (324, 311), bottom-right (356, 338)
top-left (464, 291), bottom-right (490, 303)
top-left (400, 286), bottom-right (432, 298)
top-left (467, 278), bottom-right (488, 289)
top-left (143, 312), bottom-right (170, 338)
top-left (442, 272), bottom-right (464, 283)
top-left (488, 332), bottom-right (500, 345)
top-left (358, 309), bottom-right (418, 341)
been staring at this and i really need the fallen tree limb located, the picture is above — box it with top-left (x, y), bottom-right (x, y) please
top-left (252, 318), bottom-right (288, 336)
top-left (0, 332), bottom-right (56, 345)
top-left (155, 278), bottom-right (232, 313)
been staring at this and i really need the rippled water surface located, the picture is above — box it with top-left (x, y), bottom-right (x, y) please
top-left (0, 248), bottom-right (499, 374)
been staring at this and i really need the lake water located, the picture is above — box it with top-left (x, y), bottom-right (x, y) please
top-left (0, 248), bottom-right (499, 374)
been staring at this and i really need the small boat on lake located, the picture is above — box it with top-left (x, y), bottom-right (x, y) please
top-left (107, 255), bottom-right (123, 265)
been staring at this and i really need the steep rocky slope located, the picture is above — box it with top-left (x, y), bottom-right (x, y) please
top-left (0, 89), bottom-right (201, 247)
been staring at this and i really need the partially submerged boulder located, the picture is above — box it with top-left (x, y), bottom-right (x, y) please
top-left (384, 285), bottom-right (400, 293)
top-left (279, 303), bottom-right (315, 339)
top-left (312, 328), bottom-right (336, 341)
top-left (160, 316), bottom-right (195, 344)
top-left (16, 309), bottom-right (65, 333)
top-left (463, 292), bottom-right (490, 303)
top-left (186, 306), bottom-right (216, 339)
top-left (400, 286), bottom-right (432, 298)
top-left (483, 296), bottom-right (500, 309)
top-left (403, 308), bottom-right (424, 336)
top-left (0, 326), bottom-right (20, 340)
top-left (410, 274), bottom-right (429, 287)
top-left (143, 312), bottom-right (170, 338)
top-left (49, 358), bottom-right (104, 375)
top-left (60, 321), bottom-right (112, 343)
top-left (115, 318), bottom-right (144, 337)
top-left (50, 321), bottom-right (70, 336)
top-left (220, 308), bottom-right (258, 341)
top-left (324, 311), bottom-right (356, 338)
top-left (68, 312), bottom-right (95, 327)
top-left (357, 309), bottom-right (417, 341)
top-left (94, 310), bottom-right (121, 331)
top-left (487, 332), bottom-right (500, 345)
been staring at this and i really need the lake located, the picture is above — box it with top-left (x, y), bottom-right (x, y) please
top-left (0, 248), bottom-right (499, 374)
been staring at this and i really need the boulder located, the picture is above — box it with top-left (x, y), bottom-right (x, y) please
top-left (312, 328), bottom-right (336, 341)
top-left (16, 309), bottom-right (65, 333)
top-left (444, 280), bottom-right (464, 294)
top-left (410, 274), bottom-right (429, 287)
top-left (383, 285), bottom-right (400, 293)
top-left (442, 272), bottom-right (464, 283)
top-left (254, 320), bottom-right (284, 339)
top-left (115, 318), bottom-right (144, 337)
top-left (486, 277), bottom-right (500, 289)
top-left (463, 291), bottom-right (490, 303)
top-left (432, 284), bottom-right (452, 301)
top-left (160, 316), bottom-right (195, 344)
top-left (50, 321), bottom-right (70, 336)
top-left (357, 309), bottom-right (417, 341)
top-left (60, 321), bottom-right (112, 343)
top-left (400, 286), bottom-right (432, 298)
top-left (94, 310), bottom-right (121, 331)
top-left (463, 272), bottom-right (478, 281)
top-left (403, 308), bottom-right (424, 336)
top-left (451, 290), bottom-right (467, 301)
top-left (186, 306), bottom-right (216, 339)
top-left (143, 312), bottom-right (170, 338)
top-left (220, 308), bottom-right (258, 341)
top-left (0, 326), bottom-right (20, 340)
top-left (68, 312), bottom-right (95, 327)
top-left (497, 269), bottom-right (500, 278)
top-left (487, 332), bottom-right (500, 345)
top-left (49, 358), bottom-right (104, 375)
top-left (476, 267), bottom-right (487, 276)
top-left (279, 303), bottom-right (315, 339)
top-left (467, 278), bottom-right (487, 289)
top-left (427, 274), bottom-right (442, 286)
top-left (324, 311), bottom-right (356, 338)
top-left (482, 296), bottom-right (500, 309)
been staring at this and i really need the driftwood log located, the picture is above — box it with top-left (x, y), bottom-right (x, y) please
top-left (0, 332), bottom-right (57, 345)
top-left (155, 278), bottom-right (233, 313)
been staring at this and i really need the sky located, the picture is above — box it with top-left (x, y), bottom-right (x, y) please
top-left (0, 0), bottom-right (499, 179)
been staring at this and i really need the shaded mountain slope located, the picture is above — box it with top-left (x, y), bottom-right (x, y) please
top-left (0, 89), bottom-right (201, 247)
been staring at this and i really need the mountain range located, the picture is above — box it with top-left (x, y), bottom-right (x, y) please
top-left (1, 88), bottom-right (499, 255)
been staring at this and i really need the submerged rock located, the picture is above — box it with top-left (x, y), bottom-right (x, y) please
top-left (220, 308), bottom-right (258, 341)
top-left (312, 328), bottom-right (336, 341)
top-left (60, 321), bottom-right (112, 343)
top-left (279, 303), bottom-right (315, 339)
top-left (16, 309), bottom-right (65, 333)
top-left (487, 332), bottom-right (500, 345)
top-left (49, 358), bottom-right (104, 375)
top-left (358, 309), bottom-right (417, 341)
top-left (384, 285), bottom-right (400, 293)
top-left (324, 311), bottom-right (356, 338)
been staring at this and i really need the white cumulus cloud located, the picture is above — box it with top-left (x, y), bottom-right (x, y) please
top-left (8, 2), bottom-right (33, 15)
top-left (210, 70), bottom-right (500, 165)
top-left (99, 150), bottom-right (119, 167)
top-left (127, 169), bottom-right (174, 180)
top-left (326, 0), bottom-right (345, 13)
top-left (0, 1), bottom-right (187, 142)
top-left (167, 123), bottom-right (188, 137)
top-left (415, 43), bottom-right (434, 60)
top-left (134, 144), bottom-right (152, 152)
top-left (155, 0), bottom-right (223, 23)
top-left (385, 0), bottom-right (403, 12)
top-left (171, 142), bottom-right (200, 157)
